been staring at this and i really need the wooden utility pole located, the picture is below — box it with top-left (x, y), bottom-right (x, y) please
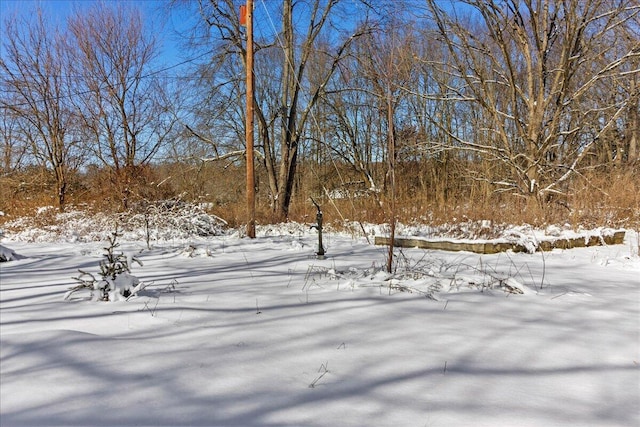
top-left (242, 0), bottom-right (256, 238)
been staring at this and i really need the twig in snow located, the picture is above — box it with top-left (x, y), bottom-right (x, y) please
top-left (242, 252), bottom-right (254, 279)
top-left (309, 362), bottom-right (330, 388)
top-left (142, 298), bottom-right (159, 316)
top-left (551, 291), bottom-right (569, 300)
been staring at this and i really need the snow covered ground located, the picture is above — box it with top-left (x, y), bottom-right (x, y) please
top-left (1, 222), bottom-right (639, 426)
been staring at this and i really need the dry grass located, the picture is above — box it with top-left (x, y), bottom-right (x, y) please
top-left (1, 161), bottom-right (638, 232)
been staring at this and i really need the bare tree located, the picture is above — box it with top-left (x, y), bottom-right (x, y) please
top-left (617, 16), bottom-right (640, 164)
top-left (186, 0), bottom-right (373, 221)
top-left (0, 106), bottom-right (28, 175)
top-left (319, 29), bottom-right (389, 195)
top-left (0, 9), bottom-right (78, 211)
top-left (425, 0), bottom-right (640, 209)
top-left (68, 2), bottom-right (175, 209)
top-left (357, 15), bottom-right (417, 272)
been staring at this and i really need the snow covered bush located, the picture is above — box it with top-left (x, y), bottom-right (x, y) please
top-left (303, 251), bottom-right (530, 300)
top-left (1, 201), bottom-right (228, 243)
top-left (65, 229), bottom-right (145, 301)
top-left (128, 199), bottom-right (228, 244)
top-left (0, 244), bottom-right (22, 262)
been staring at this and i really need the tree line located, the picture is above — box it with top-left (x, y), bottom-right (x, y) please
top-left (1, 0), bottom-right (638, 225)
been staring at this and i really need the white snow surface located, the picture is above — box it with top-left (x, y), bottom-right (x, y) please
top-left (1, 221), bottom-right (639, 427)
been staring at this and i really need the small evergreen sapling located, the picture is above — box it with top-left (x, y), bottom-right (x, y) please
top-left (65, 228), bottom-right (145, 301)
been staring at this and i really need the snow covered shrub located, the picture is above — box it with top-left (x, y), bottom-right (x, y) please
top-left (65, 229), bottom-right (145, 301)
top-left (1, 206), bottom-right (120, 242)
top-left (306, 250), bottom-right (531, 301)
top-left (1, 201), bottom-right (227, 243)
top-left (123, 199), bottom-right (228, 243)
top-left (0, 244), bottom-right (22, 262)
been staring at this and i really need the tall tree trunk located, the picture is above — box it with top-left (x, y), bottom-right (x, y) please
top-left (386, 93), bottom-right (396, 274)
top-left (274, 0), bottom-right (297, 221)
top-left (628, 78), bottom-right (639, 163)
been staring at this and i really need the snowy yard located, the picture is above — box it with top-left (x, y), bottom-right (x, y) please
top-left (1, 225), bottom-right (639, 426)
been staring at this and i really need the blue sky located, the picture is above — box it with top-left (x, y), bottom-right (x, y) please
top-left (1, 0), bottom-right (473, 71)
top-left (0, 0), bottom-right (193, 69)
top-left (0, 1), bottom-right (173, 30)
top-left (0, 0), bottom-right (295, 72)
